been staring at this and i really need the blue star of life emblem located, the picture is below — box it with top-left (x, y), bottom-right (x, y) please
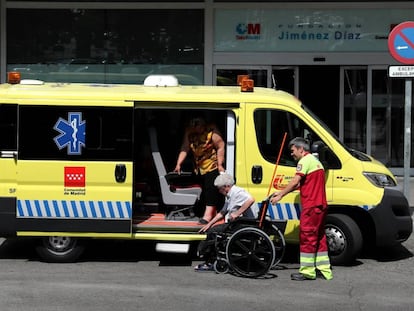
top-left (53, 112), bottom-right (86, 155)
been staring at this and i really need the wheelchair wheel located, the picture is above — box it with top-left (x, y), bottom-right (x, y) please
top-left (214, 258), bottom-right (229, 274)
top-left (226, 227), bottom-right (275, 278)
top-left (268, 224), bottom-right (286, 267)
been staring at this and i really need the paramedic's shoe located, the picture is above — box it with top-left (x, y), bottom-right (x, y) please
top-left (290, 273), bottom-right (315, 281)
top-left (316, 270), bottom-right (333, 280)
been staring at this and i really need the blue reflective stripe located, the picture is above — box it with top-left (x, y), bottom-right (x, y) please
top-left (268, 202), bottom-right (373, 220)
top-left (276, 203), bottom-right (283, 219)
top-left (286, 203), bottom-right (293, 219)
top-left (17, 200), bottom-right (24, 217)
top-left (53, 200), bottom-right (61, 217)
top-left (71, 201), bottom-right (79, 218)
top-left (267, 202), bottom-right (301, 220)
top-left (62, 201), bottom-right (69, 217)
top-left (35, 200), bottom-right (42, 216)
top-left (126, 202), bottom-right (132, 218)
top-left (294, 204), bottom-right (301, 217)
top-left (80, 201), bottom-right (88, 217)
top-left (108, 201), bottom-right (115, 218)
top-left (17, 200), bottom-right (131, 220)
top-left (117, 201), bottom-right (124, 218)
top-left (98, 201), bottom-right (106, 218)
top-left (268, 203), bottom-right (275, 219)
top-left (44, 201), bottom-right (52, 217)
top-left (89, 201), bottom-right (97, 218)
top-left (26, 200), bottom-right (33, 217)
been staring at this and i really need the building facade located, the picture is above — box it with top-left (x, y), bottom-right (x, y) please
top-left (0, 0), bottom-right (413, 176)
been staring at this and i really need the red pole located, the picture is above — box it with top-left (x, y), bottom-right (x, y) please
top-left (259, 132), bottom-right (287, 227)
top-left (266, 132), bottom-right (288, 197)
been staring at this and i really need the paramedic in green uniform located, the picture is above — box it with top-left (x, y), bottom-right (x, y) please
top-left (271, 137), bottom-right (333, 281)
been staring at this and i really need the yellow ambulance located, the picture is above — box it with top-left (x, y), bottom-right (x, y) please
top-left (0, 73), bottom-right (411, 264)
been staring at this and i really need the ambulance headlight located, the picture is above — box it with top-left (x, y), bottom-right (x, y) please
top-left (363, 172), bottom-right (396, 187)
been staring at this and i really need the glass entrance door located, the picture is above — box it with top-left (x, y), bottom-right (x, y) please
top-left (371, 68), bottom-right (405, 168)
top-left (341, 66), bottom-right (412, 173)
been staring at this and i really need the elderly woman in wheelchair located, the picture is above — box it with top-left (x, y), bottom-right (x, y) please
top-left (195, 173), bottom-right (286, 278)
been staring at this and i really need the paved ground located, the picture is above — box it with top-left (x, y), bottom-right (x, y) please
top-left (0, 215), bottom-right (413, 311)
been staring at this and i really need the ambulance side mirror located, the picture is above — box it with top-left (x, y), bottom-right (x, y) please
top-left (311, 141), bottom-right (329, 167)
top-left (311, 140), bottom-right (326, 156)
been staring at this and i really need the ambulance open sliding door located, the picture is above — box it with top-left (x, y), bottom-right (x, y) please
top-left (16, 105), bottom-right (134, 236)
top-left (0, 104), bottom-right (18, 236)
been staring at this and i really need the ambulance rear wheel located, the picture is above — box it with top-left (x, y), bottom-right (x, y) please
top-left (325, 214), bottom-right (363, 266)
top-left (36, 236), bottom-right (85, 263)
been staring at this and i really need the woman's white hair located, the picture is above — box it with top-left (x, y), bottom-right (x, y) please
top-left (214, 173), bottom-right (235, 187)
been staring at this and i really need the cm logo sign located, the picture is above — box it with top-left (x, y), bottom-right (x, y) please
top-left (236, 23), bottom-right (261, 39)
top-left (236, 23), bottom-right (261, 35)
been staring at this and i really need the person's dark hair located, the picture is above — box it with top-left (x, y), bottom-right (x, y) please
top-left (288, 137), bottom-right (310, 151)
top-left (189, 117), bottom-right (206, 128)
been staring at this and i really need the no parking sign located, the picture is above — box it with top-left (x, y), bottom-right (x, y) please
top-left (388, 21), bottom-right (414, 64)
top-left (388, 22), bottom-right (413, 200)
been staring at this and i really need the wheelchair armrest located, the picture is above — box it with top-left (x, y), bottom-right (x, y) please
top-left (165, 171), bottom-right (199, 187)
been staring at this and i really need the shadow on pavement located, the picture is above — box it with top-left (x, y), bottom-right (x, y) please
top-left (0, 236), bottom-right (412, 266)
top-left (362, 243), bottom-right (413, 262)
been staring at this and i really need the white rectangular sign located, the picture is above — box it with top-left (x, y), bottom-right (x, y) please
top-left (215, 9), bottom-right (414, 52)
top-left (388, 66), bottom-right (414, 78)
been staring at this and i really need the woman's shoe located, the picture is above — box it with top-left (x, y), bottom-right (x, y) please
top-left (194, 263), bottom-right (214, 272)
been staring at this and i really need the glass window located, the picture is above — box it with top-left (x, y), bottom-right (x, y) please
top-left (7, 9), bottom-right (204, 85)
top-left (343, 69), bottom-right (367, 152)
top-left (19, 106), bottom-right (133, 161)
top-left (254, 109), bottom-right (341, 169)
top-left (216, 69), bottom-right (267, 87)
top-left (272, 67), bottom-right (295, 94)
top-left (371, 70), bottom-right (413, 167)
top-left (0, 104), bottom-right (18, 150)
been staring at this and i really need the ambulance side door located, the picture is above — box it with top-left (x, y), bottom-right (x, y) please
top-left (0, 104), bottom-right (18, 236)
top-left (16, 104), bottom-right (133, 235)
top-left (242, 105), bottom-right (301, 241)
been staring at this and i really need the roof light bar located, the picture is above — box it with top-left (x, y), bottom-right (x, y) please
top-left (237, 75), bottom-right (254, 92)
top-left (144, 75), bottom-right (179, 87)
top-left (7, 72), bottom-right (21, 84)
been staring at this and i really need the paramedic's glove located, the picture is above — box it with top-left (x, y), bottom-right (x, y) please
top-left (270, 192), bottom-right (283, 204)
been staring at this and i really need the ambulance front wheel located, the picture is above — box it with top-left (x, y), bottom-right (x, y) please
top-left (36, 236), bottom-right (85, 263)
top-left (325, 214), bottom-right (363, 266)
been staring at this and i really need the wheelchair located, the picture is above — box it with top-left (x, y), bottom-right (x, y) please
top-left (212, 200), bottom-right (286, 278)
